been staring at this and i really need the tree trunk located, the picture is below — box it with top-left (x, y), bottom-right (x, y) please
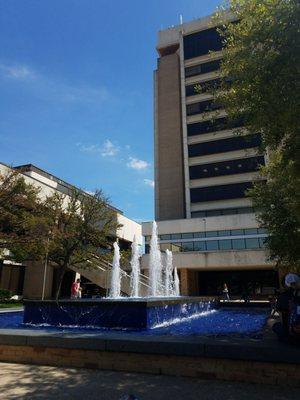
top-left (55, 264), bottom-right (68, 302)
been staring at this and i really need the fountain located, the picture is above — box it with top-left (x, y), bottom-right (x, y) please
top-left (174, 267), bottom-right (180, 297)
top-left (109, 242), bottom-right (121, 298)
top-left (164, 249), bottom-right (174, 297)
top-left (23, 221), bottom-right (215, 329)
top-left (130, 236), bottom-right (140, 297)
top-left (148, 221), bottom-right (163, 296)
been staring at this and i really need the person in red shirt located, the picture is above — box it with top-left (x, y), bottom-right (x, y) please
top-left (71, 279), bottom-right (82, 299)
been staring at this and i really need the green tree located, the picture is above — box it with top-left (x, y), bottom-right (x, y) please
top-left (36, 189), bottom-right (121, 300)
top-left (0, 170), bottom-right (121, 299)
top-left (214, 0), bottom-right (300, 270)
top-left (0, 169), bottom-right (43, 258)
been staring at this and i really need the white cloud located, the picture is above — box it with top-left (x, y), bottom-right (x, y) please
top-left (77, 139), bottom-right (119, 158)
top-left (144, 179), bottom-right (155, 188)
top-left (127, 157), bottom-right (149, 170)
top-left (0, 63), bottom-right (35, 80)
top-left (101, 139), bottom-right (119, 157)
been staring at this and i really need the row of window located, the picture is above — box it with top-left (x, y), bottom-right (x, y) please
top-left (185, 78), bottom-right (222, 97)
top-left (187, 116), bottom-right (245, 137)
top-left (191, 207), bottom-right (254, 218)
top-left (183, 28), bottom-right (223, 60)
top-left (188, 134), bottom-right (262, 158)
top-left (185, 59), bottom-right (221, 78)
top-left (190, 181), bottom-right (253, 203)
top-left (145, 228), bottom-right (267, 242)
top-left (186, 99), bottom-right (222, 116)
top-left (189, 156), bottom-right (265, 180)
top-left (145, 237), bottom-right (266, 254)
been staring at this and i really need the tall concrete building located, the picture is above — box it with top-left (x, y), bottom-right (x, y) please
top-left (142, 14), bottom-right (278, 296)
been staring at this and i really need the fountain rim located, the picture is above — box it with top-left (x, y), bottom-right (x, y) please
top-left (23, 296), bottom-right (217, 307)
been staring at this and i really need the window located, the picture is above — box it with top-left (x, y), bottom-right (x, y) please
top-left (190, 182), bottom-right (253, 203)
top-left (145, 244), bottom-right (150, 254)
top-left (185, 59), bottom-right (221, 77)
top-left (194, 241), bottom-right (206, 251)
top-left (206, 240), bottom-right (219, 250)
top-left (144, 236), bottom-right (151, 242)
top-left (259, 238), bottom-right (267, 248)
top-left (160, 234), bottom-right (171, 240)
top-left (182, 233), bottom-right (194, 239)
top-left (171, 233), bottom-right (181, 240)
top-left (258, 228), bottom-right (267, 234)
top-left (186, 100), bottom-right (221, 116)
top-left (245, 238), bottom-right (260, 249)
top-left (188, 134), bottom-right (262, 157)
top-left (189, 156), bottom-right (265, 180)
top-left (244, 228), bottom-right (258, 235)
top-left (206, 231), bottom-right (218, 237)
top-left (194, 232), bottom-right (205, 238)
top-left (185, 79), bottom-right (221, 97)
top-left (191, 207), bottom-right (254, 218)
top-left (182, 242), bottom-right (194, 252)
top-left (231, 229), bottom-right (244, 236)
top-left (187, 116), bottom-right (245, 137)
top-left (219, 230), bottom-right (231, 237)
top-left (184, 28), bottom-right (223, 59)
top-left (232, 239), bottom-right (246, 250)
top-left (219, 240), bottom-right (232, 250)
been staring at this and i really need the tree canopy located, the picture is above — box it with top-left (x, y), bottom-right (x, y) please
top-left (215, 0), bottom-right (300, 270)
top-left (0, 169), bottom-right (121, 298)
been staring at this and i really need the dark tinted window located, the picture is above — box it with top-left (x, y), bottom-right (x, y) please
top-left (190, 182), bottom-right (253, 203)
top-left (191, 207), bottom-right (254, 218)
top-left (187, 116), bottom-right (245, 136)
top-left (182, 242), bottom-right (194, 252)
top-left (194, 241), bottom-right (206, 251)
top-left (206, 240), bottom-right (219, 250)
top-left (185, 59), bottom-right (221, 77)
top-left (185, 79), bottom-right (221, 97)
top-left (232, 239), bottom-right (246, 250)
top-left (184, 28), bottom-right (223, 59)
top-left (189, 156), bottom-right (265, 180)
top-left (188, 134), bottom-right (261, 157)
top-left (186, 99), bottom-right (221, 116)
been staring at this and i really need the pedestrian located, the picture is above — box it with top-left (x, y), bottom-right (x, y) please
top-left (71, 278), bottom-right (82, 299)
top-left (223, 283), bottom-right (230, 301)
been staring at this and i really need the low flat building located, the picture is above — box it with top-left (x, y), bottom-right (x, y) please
top-left (0, 162), bottom-right (142, 299)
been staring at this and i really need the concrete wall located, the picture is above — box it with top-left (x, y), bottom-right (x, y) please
top-left (142, 250), bottom-right (272, 271)
top-left (155, 53), bottom-right (186, 220)
top-left (142, 214), bottom-right (261, 236)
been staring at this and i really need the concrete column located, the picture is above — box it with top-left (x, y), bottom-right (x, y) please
top-left (23, 261), bottom-right (54, 299)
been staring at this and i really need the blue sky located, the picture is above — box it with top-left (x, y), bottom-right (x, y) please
top-left (0, 0), bottom-right (221, 222)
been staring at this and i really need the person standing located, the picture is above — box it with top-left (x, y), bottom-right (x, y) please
top-left (223, 283), bottom-right (230, 301)
top-left (71, 278), bottom-right (82, 299)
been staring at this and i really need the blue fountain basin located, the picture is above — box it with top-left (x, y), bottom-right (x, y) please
top-left (23, 297), bottom-right (216, 329)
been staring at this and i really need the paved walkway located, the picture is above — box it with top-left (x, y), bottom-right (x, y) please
top-left (0, 362), bottom-right (299, 400)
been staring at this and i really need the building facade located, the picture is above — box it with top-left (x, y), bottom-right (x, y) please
top-left (142, 14), bottom-right (278, 297)
top-left (0, 162), bottom-right (142, 299)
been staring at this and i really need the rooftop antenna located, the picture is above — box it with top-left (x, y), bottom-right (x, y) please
top-left (179, 14), bottom-right (183, 25)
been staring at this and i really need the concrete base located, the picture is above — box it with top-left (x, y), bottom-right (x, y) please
top-left (23, 297), bottom-right (216, 329)
top-left (0, 331), bottom-right (299, 387)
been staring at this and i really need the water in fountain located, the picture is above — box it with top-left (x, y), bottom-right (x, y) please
top-left (109, 241), bottom-right (121, 298)
top-left (130, 235), bottom-right (140, 297)
top-left (164, 249), bottom-right (174, 297)
top-left (174, 267), bottom-right (180, 296)
top-left (149, 221), bottom-right (163, 297)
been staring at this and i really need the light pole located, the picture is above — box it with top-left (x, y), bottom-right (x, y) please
top-left (41, 234), bottom-right (50, 301)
